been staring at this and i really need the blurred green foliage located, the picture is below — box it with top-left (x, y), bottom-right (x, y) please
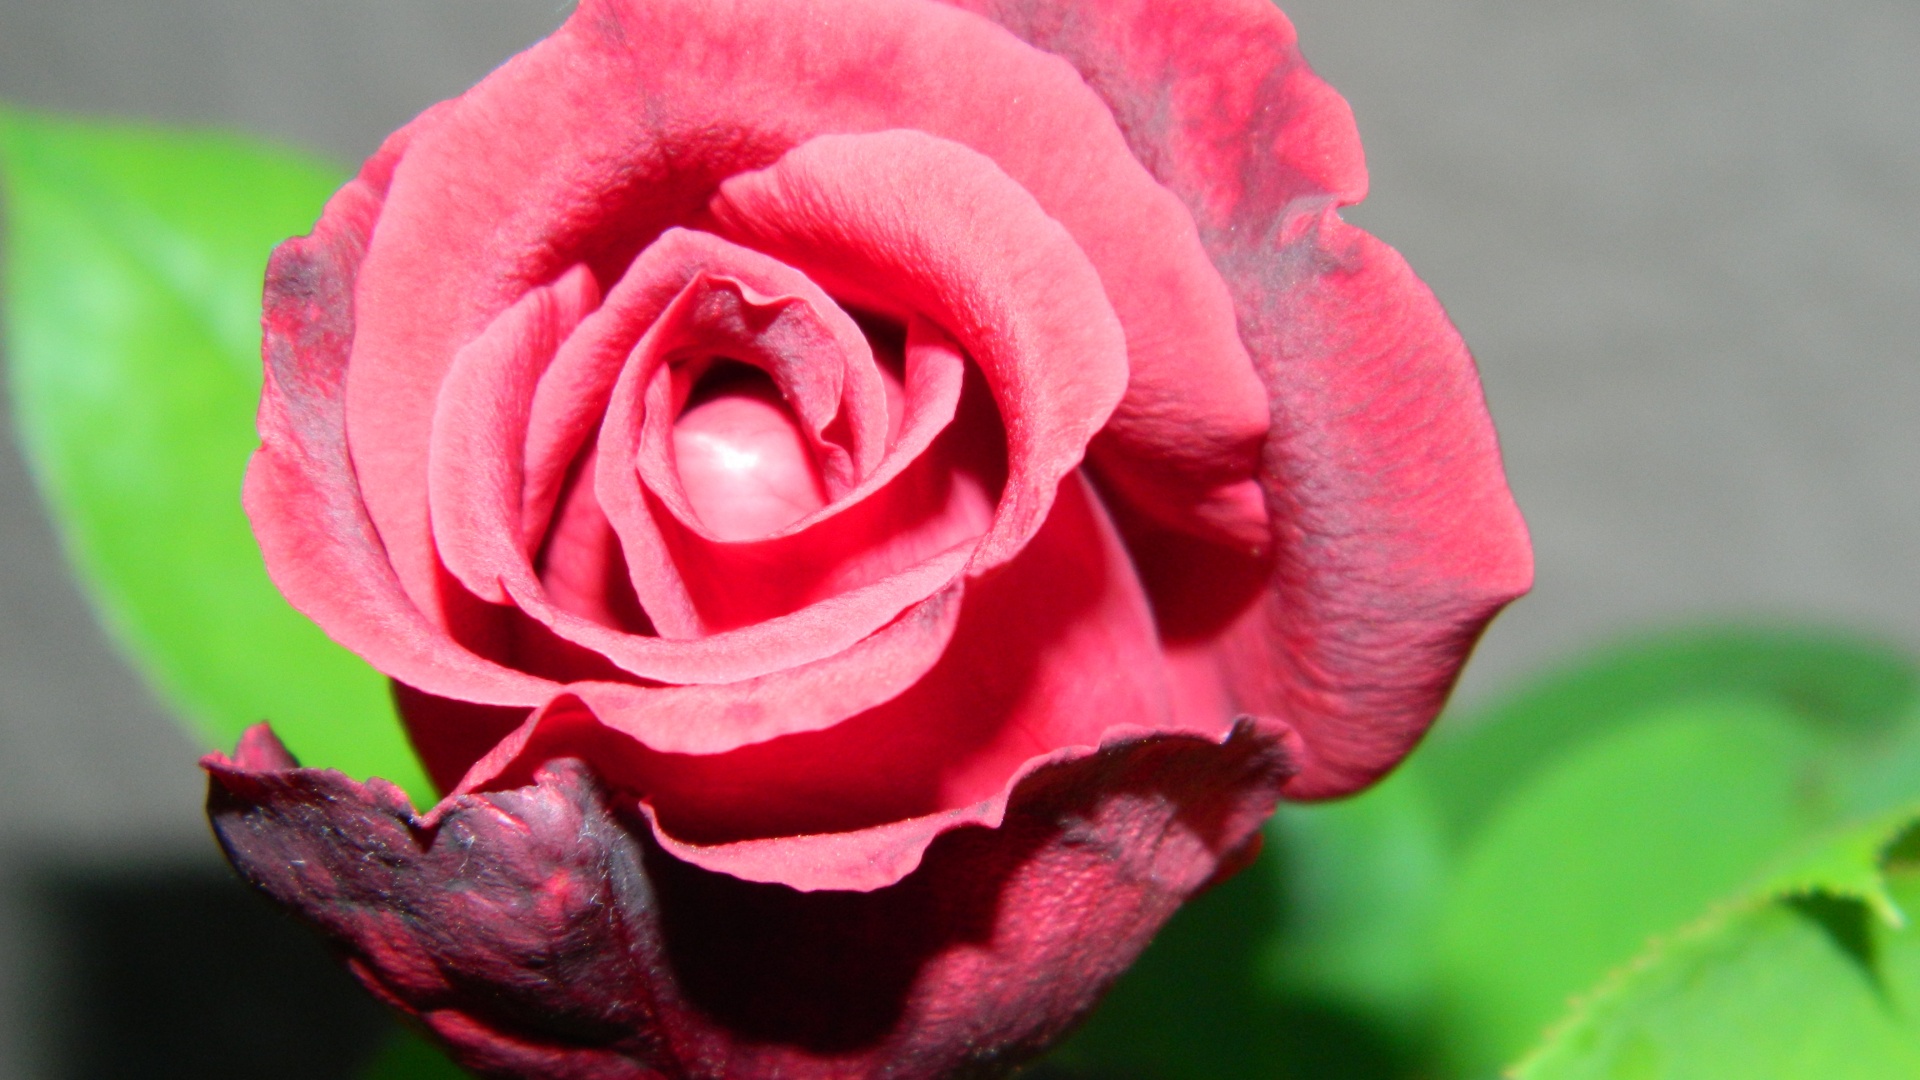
top-left (363, 1028), bottom-right (473, 1080)
top-left (0, 106), bottom-right (435, 803)
top-left (1054, 628), bottom-right (1920, 1079)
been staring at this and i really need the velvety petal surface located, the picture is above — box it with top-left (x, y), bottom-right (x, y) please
top-left (339, 0), bottom-right (1269, 626)
top-left (951, 0), bottom-right (1533, 797)
top-left (422, 226), bottom-right (966, 688)
top-left (450, 474), bottom-right (1192, 892)
top-left (1204, 211), bottom-right (1535, 798)
top-left (206, 720), bottom-right (1288, 1080)
top-left (246, 113), bottom-right (558, 710)
top-left (709, 130), bottom-right (1128, 573)
top-left (428, 264), bottom-right (602, 610)
top-left (455, 582), bottom-right (967, 782)
top-left (597, 265), bottom-right (962, 638)
top-left (939, 0), bottom-right (1369, 233)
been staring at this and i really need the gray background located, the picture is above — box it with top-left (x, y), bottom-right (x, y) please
top-left (0, 0), bottom-right (1915, 1075)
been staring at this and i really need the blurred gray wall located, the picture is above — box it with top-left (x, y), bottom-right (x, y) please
top-left (0, 0), bottom-right (1916, 1075)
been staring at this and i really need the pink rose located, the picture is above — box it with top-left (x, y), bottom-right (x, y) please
top-left (205, 0), bottom-right (1531, 1076)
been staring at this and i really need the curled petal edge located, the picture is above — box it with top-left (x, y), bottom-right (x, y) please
top-left (451, 582), bottom-right (969, 782)
top-left (210, 711), bottom-right (1290, 893)
top-left (943, 0), bottom-right (1531, 799)
top-left (1228, 209), bottom-right (1533, 800)
top-left (205, 719), bottom-right (1291, 1078)
top-left (246, 109), bottom-right (560, 710)
top-left (641, 715), bottom-right (1286, 891)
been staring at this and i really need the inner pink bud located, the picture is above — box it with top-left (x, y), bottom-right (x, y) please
top-left (672, 369), bottom-right (828, 541)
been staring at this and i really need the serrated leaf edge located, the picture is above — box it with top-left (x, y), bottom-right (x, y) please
top-left (1507, 801), bottom-right (1920, 1078)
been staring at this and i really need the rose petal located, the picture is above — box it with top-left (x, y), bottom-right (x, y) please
top-left (709, 130), bottom-right (1129, 575)
top-left (638, 407), bottom-right (997, 635)
top-left (508, 527), bottom-right (973, 690)
top-left (639, 717), bottom-right (1279, 893)
top-left (205, 718), bottom-right (1287, 1077)
top-left (522, 230), bottom-right (778, 551)
top-left (389, 683), bottom-right (539, 798)
top-left (340, 0), bottom-right (1265, 616)
top-left (638, 316), bottom-right (964, 546)
top-left (454, 474), bottom-right (1200, 891)
top-left (533, 442), bottom-right (652, 634)
top-left (670, 318), bottom-right (981, 635)
top-left (246, 111), bottom-right (558, 710)
top-left (842, 318), bottom-right (970, 520)
top-left (629, 280), bottom-right (887, 511)
top-left (1218, 214), bottom-right (1534, 797)
top-left (605, 329), bottom-right (986, 636)
top-left (451, 582), bottom-right (966, 789)
top-left (429, 264), bottom-right (601, 609)
top-left (940, 0), bottom-right (1368, 235)
top-left (598, 268), bottom-right (890, 637)
top-left (668, 378), bottom-right (833, 542)
top-left (629, 474), bottom-right (1187, 880)
top-left (419, 226), bottom-right (966, 685)
top-left (953, 0), bottom-right (1533, 797)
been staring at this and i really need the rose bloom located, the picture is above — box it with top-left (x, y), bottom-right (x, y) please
top-left (204, 0), bottom-right (1531, 1077)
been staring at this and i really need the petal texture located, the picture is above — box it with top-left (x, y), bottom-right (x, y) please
top-left (1217, 212), bottom-right (1533, 798)
top-left (949, 0), bottom-right (1533, 796)
top-left (246, 114), bottom-right (559, 710)
top-left (232, 2), bottom-right (1537, 1071)
top-left (451, 473), bottom-right (1187, 892)
top-left (709, 130), bottom-right (1129, 573)
top-left (206, 723), bottom-right (1289, 1080)
top-left (339, 0), bottom-right (1264, 624)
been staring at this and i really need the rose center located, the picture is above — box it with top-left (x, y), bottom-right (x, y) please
top-left (671, 365), bottom-right (828, 542)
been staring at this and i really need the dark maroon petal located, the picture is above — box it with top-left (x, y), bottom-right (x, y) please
top-left (205, 722), bottom-right (1289, 1079)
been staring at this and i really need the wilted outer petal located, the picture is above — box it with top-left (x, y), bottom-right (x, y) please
top-left (205, 723), bottom-right (1289, 1080)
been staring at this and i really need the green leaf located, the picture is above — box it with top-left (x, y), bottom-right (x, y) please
top-left (1261, 766), bottom-right (1448, 1044)
top-left (1050, 629), bottom-right (1920, 1080)
top-left (1420, 627), bottom-right (1918, 847)
top-left (1514, 807), bottom-right (1920, 1080)
top-left (1434, 697), bottom-right (1837, 1078)
top-left (1757, 802), bottom-right (1920, 928)
top-left (0, 106), bottom-right (433, 802)
top-left (1051, 630), bottom-right (1920, 1080)
top-left (1841, 701), bottom-right (1920, 822)
top-left (362, 1028), bottom-right (473, 1080)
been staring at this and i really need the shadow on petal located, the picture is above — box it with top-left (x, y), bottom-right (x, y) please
top-left (203, 720), bottom-right (1289, 1080)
